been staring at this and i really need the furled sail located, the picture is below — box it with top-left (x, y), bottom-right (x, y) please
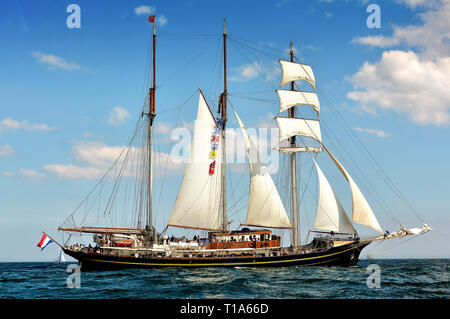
top-left (279, 60), bottom-right (316, 89)
top-left (276, 146), bottom-right (322, 154)
top-left (276, 117), bottom-right (322, 143)
top-left (234, 109), bottom-right (292, 229)
top-left (313, 160), bottom-right (356, 234)
top-left (323, 147), bottom-right (384, 234)
top-left (168, 92), bottom-right (223, 230)
top-left (276, 90), bottom-right (320, 115)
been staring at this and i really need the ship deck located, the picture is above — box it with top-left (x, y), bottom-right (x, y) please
top-left (63, 240), bottom-right (370, 270)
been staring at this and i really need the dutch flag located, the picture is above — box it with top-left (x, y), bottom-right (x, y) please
top-left (37, 233), bottom-right (53, 251)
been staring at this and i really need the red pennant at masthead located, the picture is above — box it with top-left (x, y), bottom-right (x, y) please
top-left (148, 15), bottom-right (156, 23)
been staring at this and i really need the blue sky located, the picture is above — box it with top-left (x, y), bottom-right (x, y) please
top-left (1, 0), bottom-right (449, 261)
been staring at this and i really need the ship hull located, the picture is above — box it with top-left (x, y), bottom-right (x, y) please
top-left (63, 241), bottom-right (370, 271)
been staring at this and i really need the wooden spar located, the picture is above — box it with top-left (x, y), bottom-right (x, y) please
top-left (58, 227), bottom-right (146, 235)
top-left (289, 41), bottom-right (299, 250)
top-left (310, 230), bottom-right (356, 236)
top-left (151, 23), bottom-right (156, 115)
top-left (221, 19), bottom-right (227, 233)
top-left (148, 20), bottom-right (156, 241)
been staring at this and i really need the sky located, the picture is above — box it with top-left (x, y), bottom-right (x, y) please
top-left (1, 0), bottom-right (449, 262)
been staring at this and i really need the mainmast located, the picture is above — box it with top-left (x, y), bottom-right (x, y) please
top-left (221, 19), bottom-right (228, 233)
top-left (289, 42), bottom-right (299, 249)
top-left (147, 17), bottom-right (156, 241)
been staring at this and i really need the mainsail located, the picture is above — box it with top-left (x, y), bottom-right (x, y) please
top-left (313, 159), bottom-right (356, 234)
top-left (234, 109), bottom-right (291, 229)
top-left (168, 92), bottom-right (223, 230)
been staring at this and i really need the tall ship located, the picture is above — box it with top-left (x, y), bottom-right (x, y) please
top-left (44, 18), bottom-right (431, 270)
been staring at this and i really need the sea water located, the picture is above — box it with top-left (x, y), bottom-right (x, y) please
top-left (0, 259), bottom-right (448, 299)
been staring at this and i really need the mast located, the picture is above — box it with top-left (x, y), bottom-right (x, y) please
top-left (221, 19), bottom-right (228, 233)
top-left (289, 42), bottom-right (299, 249)
top-left (147, 20), bottom-right (156, 241)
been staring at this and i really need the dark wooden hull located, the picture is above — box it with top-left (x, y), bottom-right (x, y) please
top-left (63, 240), bottom-right (370, 270)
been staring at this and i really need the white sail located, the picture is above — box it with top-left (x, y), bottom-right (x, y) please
top-left (234, 109), bottom-right (291, 229)
top-left (313, 160), bottom-right (356, 234)
top-left (168, 92), bottom-right (223, 230)
top-left (58, 248), bottom-right (66, 263)
top-left (276, 146), bottom-right (322, 154)
top-left (276, 117), bottom-right (322, 143)
top-left (279, 60), bottom-right (316, 89)
top-left (324, 147), bottom-right (384, 234)
top-left (276, 90), bottom-right (320, 115)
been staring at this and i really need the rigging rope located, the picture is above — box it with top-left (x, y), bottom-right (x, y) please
top-left (227, 33), bottom-right (424, 231)
top-left (291, 55), bottom-right (424, 224)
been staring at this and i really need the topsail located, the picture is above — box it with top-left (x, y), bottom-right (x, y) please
top-left (279, 60), bottom-right (316, 89)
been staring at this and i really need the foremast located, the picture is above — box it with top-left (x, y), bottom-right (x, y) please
top-left (288, 42), bottom-right (299, 250)
top-left (275, 47), bottom-right (385, 239)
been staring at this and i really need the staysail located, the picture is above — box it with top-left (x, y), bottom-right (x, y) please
top-left (323, 147), bottom-right (384, 234)
top-left (168, 92), bottom-right (223, 230)
top-left (313, 159), bottom-right (356, 234)
top-left (234, 109), bottom-right (291, 229)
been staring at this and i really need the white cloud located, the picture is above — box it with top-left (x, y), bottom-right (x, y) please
top-left (256, 112), bottom-right (277, 129)
top-left (0, 117), bottom-right (57, 133)
top-left (230, 61), bottom-right (279, 83)
top-left (73, 141), bottom-right (124, 167)
top-left (19, 168), bottom-right (46, 181)
top-left (108, 106), bottom-right (130, 125)
top-left (157, 15), bottom-right (168, 27)
top-left (1, 171), bottom-right (15, 177)
top-left (230, 62), bottom-right (262, 82)
top-left (44, 141), bottom-right (130, 179)
top-left (44, 141), bottom-right (184, 180)
top-left (0, 144), bottom-right (15, 157)
top-left (134, 6), bottom-right (167, 26)
top-left (31, 51), bottom-right (83, 71)
top-left (43, 163), bottom-right (105, 180)
top-left (396, 0), bottom-right (437, 8)
top-left (134, 5), bottom-right (155, 15)
top-left (276, 0), bottom-right (294, 7)
top-left (348, 50), bottom-right (450, 126)
top-left (305, 45), bottom-right (320, 51)
top-left (353, 35), bottom-right (400, 48)
top-left (154, 122), bottom-right (173, 135)
top-left (353, 127), bottom-right (391, 138)
top-left (349, 0), bottom-right (450, 126)
top-left (353, 0), bottom-right (450, 60)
